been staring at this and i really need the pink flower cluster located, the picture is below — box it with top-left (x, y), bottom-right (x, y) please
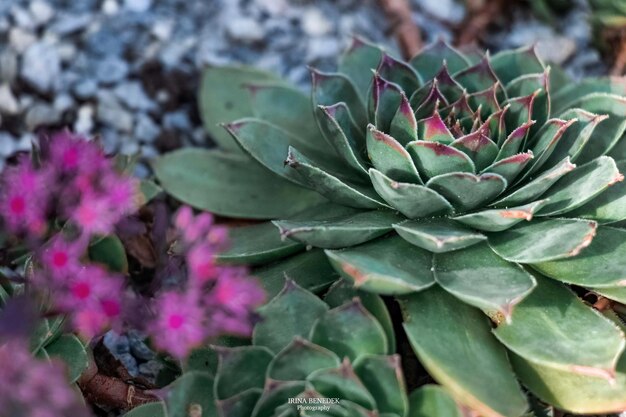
top-left (149, 207), bottom-right (265, 358)
top-left (0, 131), bottom-right (138, 238)
top-left (0, 341), bottom-right (92, 417)
top-left (0, 132), bottom-right (138, 338)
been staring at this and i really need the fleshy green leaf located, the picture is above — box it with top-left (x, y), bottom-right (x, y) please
top-left (523, 118), bottom-right (576, 179)
top-left (531, 226), bottom-right (626, 287)
top-left (370, 73), bottom-right (404, 131)
top-left (218, 389), bottom-right (262, 417)
top-left (393, 218), bottom-right (486, 253)
top-left (215, 346), bottom-right (274, 399)
top-left (407, 141), bottom-right (475, 179)
top-left (495, 276), bottom-right (626, 398)
top-left (312, 69), bottom-right (368, 127)
top-left (400, 287), bottom-right (528, 417)
top-left (166, 371), bottom-right (217, 417)
top-left (307, 359), bottom-right (377, 410)
top-left (325, 235), bottom-right (435, 295)
top-left (536, 156), bottom-right (624, 216)
top-left (123, 402), bottom-right (167, 417)
top-left (453, 56), bottom-right (501, 94)
top-left (551, 76), bottom-right (626, 114)
top-left (253, 249), bottom-right (339, 299)
top-left (426, 172), bottom-right (507, 212)
top-left (491, 46), bottom-right (545, 85)
top-left (89, 235), bottom-right (128, 274)
top-left (353, 354), bottom-right (408, 416)
top-left (410, 39), bottom-right (470, 81)
top-left (434, 242), bottom-right (536, 320)
top-left (377, 52), bottom-right (421, 93)
top-left (450, 131), bottom-right (499, 171)
top-left (496, 121), bottom-right (536, 161)
top-left (274, 209), bottom-right (402, 249)
top-left (366, 125), bottom-right (421, 183)
top-left (253, 279), bottom-right (328, 353)
top-left (416, 111), bottom-right (455, 144)
top-left (390, 92), bottom-right (418, 145)
top-left (267, 338), bottom-right (340, 381)
top-left (217, 222), bottom-right (303, 266)
top-left (252, 381), bottom-right (306, 417)
top-left (561, 160), bottom-right (626, 224)
top-left (199, 66), bottom-right (280, 152)
top-left (453, 200), bottom-right (548, 232)
top-left (310, 299), bottom-right (388, 361)
top-left (491, 157), bottom-right (576, 207)
top-left (408, 385), bottom-right (462, 417)
top-left (153, 149), bottom-right (325, 219)
top-left (489, 219), bottom-right (598, 263)
top-left (45, 334), bottom-right (88, 384)
top-left (286, 147), bottom-right (388, 209)
top-left (339, 36), bottom-right (384, 103)
top-left (369, 169), bottom-right (453, 218)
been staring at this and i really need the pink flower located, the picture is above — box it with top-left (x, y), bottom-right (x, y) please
top-left (0, 340), bottom-right (92, 417)
top-left (186, 243), bottom-right (218, 284)
top-left (150, 291), bottom-right (207, 358)
top-left (0, 160), bottom-right (51, 236)
top-left (40, 235), bottom-right (85, 277)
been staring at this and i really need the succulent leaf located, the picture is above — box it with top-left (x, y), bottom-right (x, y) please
top-left (407, 385), bottom-right (463, 417)
top-left (393, 218), bottom-right (486, 253)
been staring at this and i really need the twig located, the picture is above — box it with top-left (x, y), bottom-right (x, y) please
top-left (610, 34), bottom-right (626, 76)
top-left (377, 0), bottom-right (423, 59)
top-left (456, 0), bottom-right (503, 46)
top-left (78, 354), bottom-right (159, 411)
top-left (593, 296), bottom-right (613, 312)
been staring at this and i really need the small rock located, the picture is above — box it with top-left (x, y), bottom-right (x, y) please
top-left (21, 42), bottom-right (61, 93)
top-left (124, 0), bottom-right (153, 13)
top-left (52, 94), bottom-right (74, 113)
top-left (10, 6), bottom-right (35, 30)
top-left (102, 0), bottom-right (120, 15)
top-left (74, 105), bottom-right (94, 134)
top-left (117, 353), bottom-right (138, 376)
top-left (159, 37), bottom-right (196, 68)
top-left (73, 79), bottom-right (98, 100)
top-left (29, 0), bottom-right (55, 26)
top-left (103, 332), bottom-right (131, 355)
top-left (536, 36), bottom-right (577, 65)
top-left (8, 27), bottom-right (37, 53)
top-left (25, 103), bottom-right (61, 130)
top-left (15, 133), bottom-right (34, 152)
top-left (163, 110), bottom-right (192, 131)
top-left (95, 57), bottom-right (129, 84)
top-left (120, 139), bottom-right (140, 155)
top-left (307, 36), bottom-right (341, 61)
top-left (301, 8), bottom-right (333, 37)
top-left (114, 81), bottom-right (155, 111)
top-left (97, 91), bottom-right (134, 132)
top-left (226, 17), bottom-right (265, 44)
top-left (128, 330), bottom-right (155, 361)
top-left (56, 42), bottom-right (77, 62)
top-left (152, 19), bottom-right (174, 41)
top-left (417, 0), bottom-right (465, 23)
top-left (0, 84), bottom-right (19, 115)
top-left (135, 113), bottom-right (160, 143)
top-left (0, 49), bottom-right (19, 83)
top-left (48, 13), bottom-right (92, 36)
top-left (138, 360), bottom-right (162, 379)
top-left (0, 133), bottom-right (16, 157)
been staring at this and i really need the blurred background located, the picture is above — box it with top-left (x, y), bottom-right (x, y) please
top-left (0, 0), bottom-right (623, 179)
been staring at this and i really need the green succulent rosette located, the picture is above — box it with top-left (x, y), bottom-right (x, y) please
top-left (155, 38), bottom-right (626, 415)
top-left (126, 280), bottom-right (467, 417)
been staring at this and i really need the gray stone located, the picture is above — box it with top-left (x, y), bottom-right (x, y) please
top-left (301, 8), bottom-right (333, 37)
top-left (138, 360), bottom-right (162, 379)
top-left (97, 91), bottom-right (134, 132)
top-left (56, 42), bottom-right (77, 62)
top-left (48, 13), bottom-right (92, 36)
top-left (152, 19), bottom-right (174, 41)
top-left (135, 113), bottom-right (160, 143)
top-left (114, 81), bottom-right (155, 111)
top-left (120, 139), bottom-right (140, 155)
top-left (128, 330), bottom-right (155, 361)
top-left (74, 105), bottom-right (94, 134)
top-left (163, 110), bottom-right (192, 131)
top-left (226, 17), bottom-right (265, 44)
top-left (0, 133), bottom-right (16, 157)
top-left (0, 49), bottom-right (18, 84)
top-left (8, 27), bottom-right (37, 53)
top-left (29, 0), bottom-right (55, 26)
top-left (118, 353), bottom-right (138, 376)
top-left (0, 83), bottom-right (20, 115)
top-left (25, 103), bottom-right (61, 130)
top-left (124, 0), bottom-right (153, 13)
top-left (53, 94), bottom-right (74, 113)
top-left (15, 134), bottom-right (34, 152)
top-left (159, 37), bottom-right (196, 68)
top-left (307, 36), bottom-right (341, 61)
top-left (11, 6), bottom-right (35, 30)
top-left (21, 42), bottom-right (61, 93)
top-left (102, 0), bottom-right (120, 15)
top-left (536, 36), bottom-right (577, 65)
top-left (417, 0), bottom-right (465, 23)
top-left (95, 57), bottom-right (129, 84)
top-left (103, 331), bottom-right (131, 355)
top-left (73, 79), bottom-right (98, 100)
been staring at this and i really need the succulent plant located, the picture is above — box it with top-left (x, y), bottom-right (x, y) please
top-left (154, 38), bottom-right (626, 415)
top-left (588, 0), bottom-right (626, 68)
top-left (126, 280), bottom-right (469, 417)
